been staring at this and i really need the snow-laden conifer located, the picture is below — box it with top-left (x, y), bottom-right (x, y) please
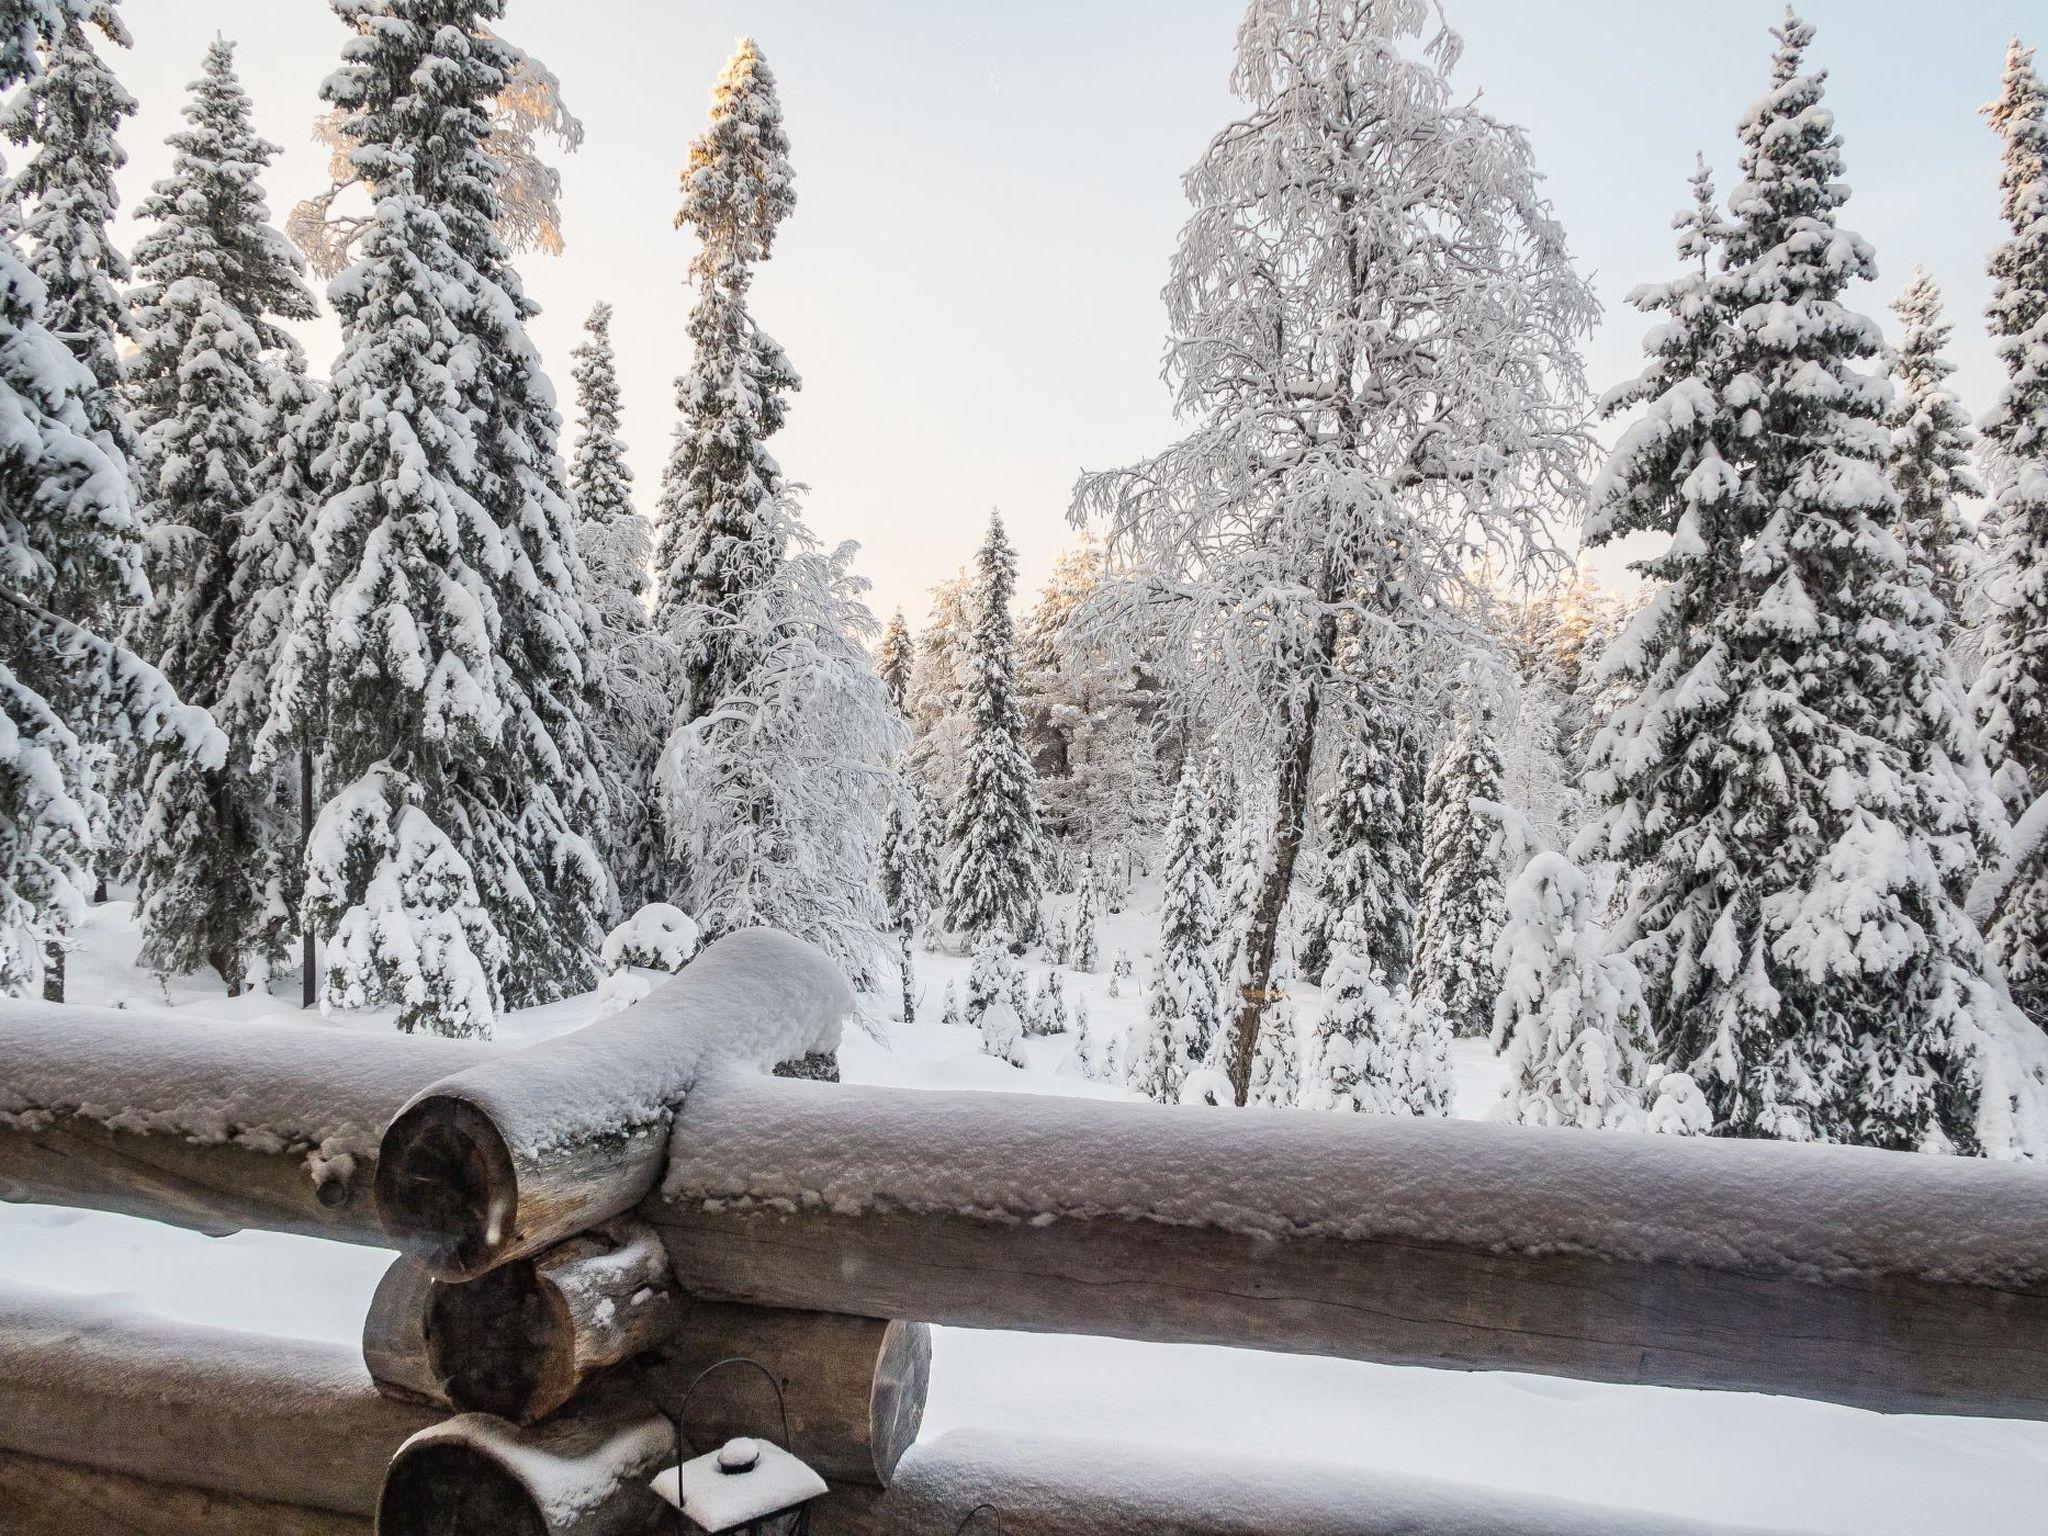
top-left (571, 300), bottom-right (667, 910)
top-left (1886, 269), bottom-right (1984, 642)
top-left (1132, 762), bottom-right (1222, 1102)
top-left (1582, 16), bottom-right (2048, 1153)
top-left (941, 512), bottom-right (1045, 945)
top-left (127, 39), bottom-right (318, 991)
top-left (1491, 851), bottom-right (1654, 1131)
top-left (0, 1), bottom-right (222, 998)
top-left (0, 0), bottom-right (132, 450)
top-left (1306, 920), bottom-right (1448, 1117)
top-left (654, 37), bottom-right (797, 726)
top-left (1073, 0), bottom-right (1595, 1102)
top-left (1299, 723), bottom-right (1418, 986)
top-left (1413, 700), bottom-right (1506, 1038)
top-left (278, 0), bottom-right (608, 1033)
top-left (878, 609), bottom-right (913, 715)
top-left (904, 572), bottom-right (972, 814)
top-left (1071, 865), bottom-right (1100, 973)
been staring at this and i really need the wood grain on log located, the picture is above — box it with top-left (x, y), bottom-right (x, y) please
top-left (376, 930), bottom-right (850, 1280)
top-left (651, 1073), bottom-right (2048, 1420)
top-left (0, 1449), bottom-right (373, 1536)
top-left (364, 1223), bottom-right (681, 1422)
top-left (645, 1302), bottom-right (929, 1487)
top-left (0, 1281), bottom-right (440, 1515)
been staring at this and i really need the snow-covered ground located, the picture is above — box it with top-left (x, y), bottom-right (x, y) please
top-left (5, 899), bottom-right (2048, 1534)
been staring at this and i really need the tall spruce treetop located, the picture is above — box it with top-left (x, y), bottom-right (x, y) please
top-left (1973, 39), bottom-right (2048, 814)
top-left (1412, 698), bottom-right (1506, 1039)
top-left (942, 511), bottom-right (1045, 944)
top-left (1886, 269), bottom-right (1982, 643)
top-left (654, 36), bottom-right (798, 724)
top-left (130, 38), bottom-right (315, 360)
top-left (0, 0), bottom-right (131, 449)
top-left (1582, 13), bottom-right (2045, 1154)
top-left (277, 0), bottom-right (605, 1032)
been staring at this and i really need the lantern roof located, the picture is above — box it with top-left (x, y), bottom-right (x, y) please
top-left (651, 1437), bottom-right (828, 1533)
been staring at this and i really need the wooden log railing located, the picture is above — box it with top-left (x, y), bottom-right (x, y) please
top-left (6, 923), bottom-right (2048, 1534)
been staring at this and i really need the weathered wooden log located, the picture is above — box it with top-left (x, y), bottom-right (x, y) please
top-left (647, 1303), bottom-right (930, 1488)
top-left (0, 1449), bottom-right (373, 1536)
top-left (0, 998), bottom-right (486, 1242)
top-left (364, 1222), bottom-right (682, 1422)
top-left (376, 929), bottom-right (851, 1280)
top-left (814, 1429), bottom-right (1810, 1536)
top-left (376, 1387), bottom-right (673, 1536)
top-left (651, 1071), bottom-right (2048, 1419)
top-left (0, 1280), bottom-right (440, 1516)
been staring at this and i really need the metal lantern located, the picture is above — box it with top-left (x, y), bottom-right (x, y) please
top-left (646, 1357), bottom-right (828, 1536)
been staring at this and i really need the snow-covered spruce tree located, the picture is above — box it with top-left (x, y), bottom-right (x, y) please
top-left (1305, 923), bottom-right (1451, 1118)
top-left (1413, 700), bottom-right (1506, 1039)
top-left (1974, 40), bottom-right (2048, 1032)
top-left (941, 511), bottom-right (1046, 946)
top-left (1298, 721), bottom-right (1418, 986)
top-left (0, 0), bottom-right (133, 451)
top-left (1073, 0), bottom-right (1595, 1102)
top-left (571, 299), bottom-right (668, 911)
top-left (1887, 269), bottom-right (1983, 644)
top-left (654, 36), bottom-right (797, 729)
top-left (0, 0), bottom-right (222, 998)
top-left (1132, 761), bottom-right (1222, 1102)
top-left (879, 767), bottom-right (935, 1021)
top-left (1582, 16), bottom-right (2047, 1153)
top-left (126, 38), bottom-right (319, 993)
top-left (877, 608), bottom-right (913, 714)
top-left (1071, 864), bottom-right (1100, 972)
top-left (1490, 850), bottom-right (1654, 1131)
top-left (659, 514), bottom-right (900, 986)
top-left (277, 0), bottom-right (608, 1034)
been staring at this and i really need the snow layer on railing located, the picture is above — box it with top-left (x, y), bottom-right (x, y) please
top-left (403, 928), bottom-right (850, 1158)
top-left (662, 1070), bottom-right (2048, 1290)
top-left (880, 1428), bottom-right (1817, 1535)
top-left (0, 997), bottom-right (489, 1178)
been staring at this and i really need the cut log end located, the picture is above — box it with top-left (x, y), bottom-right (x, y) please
top-left (374, 1096), bottom-right (517, 1281)
top-left (424, 1261), bottom-right (575, 1423)
top-left (377, 1440), bottom-right (551, 1536)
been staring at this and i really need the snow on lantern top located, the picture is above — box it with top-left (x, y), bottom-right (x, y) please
top-left (650, 1435), bottom-right (828, 1536)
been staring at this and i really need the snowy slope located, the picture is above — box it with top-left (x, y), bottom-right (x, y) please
top-left (2, 900), bottom-right (2046, 1534)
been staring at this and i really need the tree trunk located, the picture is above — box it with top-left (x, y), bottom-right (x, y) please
top-left (1225, 669), bottom-right (1324, 1105)
top-left (301, 746), bottom-right (316, 1009)
top-left (41, 941), bottom-right (62, 1003)
top-left (898, 926), bottom-right (915, 1024)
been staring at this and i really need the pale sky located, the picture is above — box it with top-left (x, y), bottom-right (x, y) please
top-left (111, 1), bottom-right (2038, 628)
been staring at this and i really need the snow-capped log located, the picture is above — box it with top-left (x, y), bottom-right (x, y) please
top-left (376, 1385), bottom-right (672, 1536)
top-left (0, 999), bottom-right (489, 1241)
top-left (651, 1072), bottom-right (2048, 1419)
top-left (647, 1302), bottom-right (930, 1488)
top-left (0, 1281), bottom-right (438, 1519)
top-left (0, 1450), bottom-right (371, 1536)
top-left (819, 1428), bottom-right (1807, 1536)
top-left (376, 929), bottom-right (851, 1280)
top-left (362, 1222), bottom-right (682, 1424)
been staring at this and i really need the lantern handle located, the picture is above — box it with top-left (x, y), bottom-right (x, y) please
top-left (954, 1503), bottom-right (1003, 1535)
top-left (674, 1355), bottom-right (799, 1459)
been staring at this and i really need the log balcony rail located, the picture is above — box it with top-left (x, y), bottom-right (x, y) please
top-left (3, 927), bottom-right (2046, 1535)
